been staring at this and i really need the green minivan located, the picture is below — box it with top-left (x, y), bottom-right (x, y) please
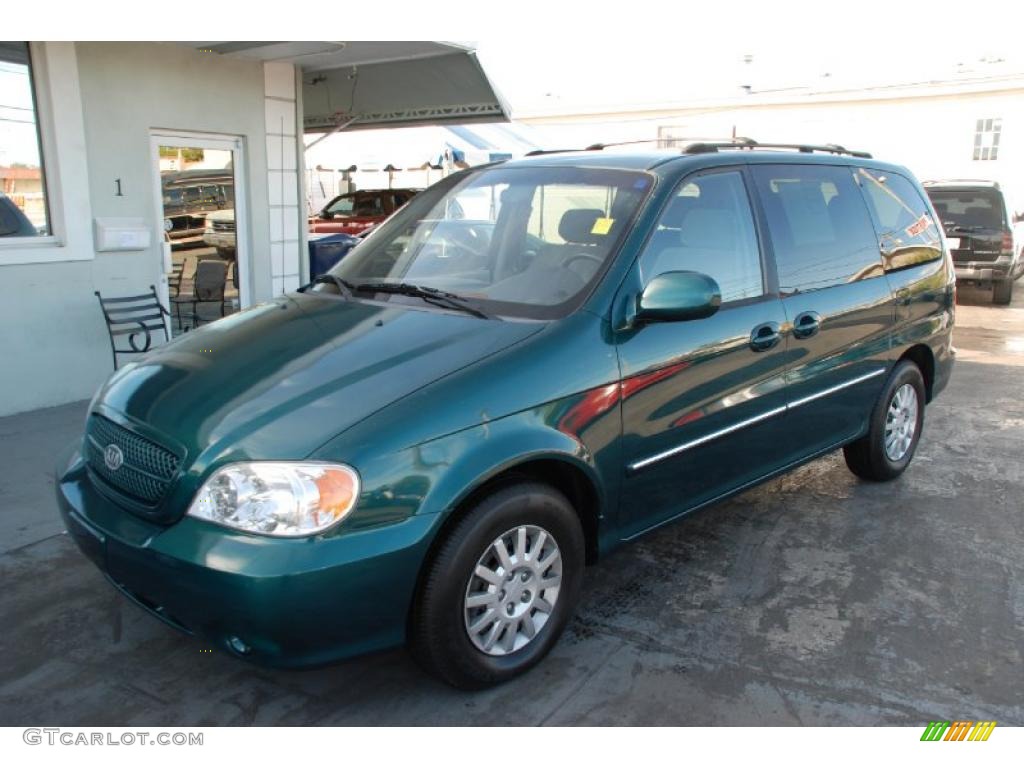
top-left (58, 141), bottom-right (955, 688)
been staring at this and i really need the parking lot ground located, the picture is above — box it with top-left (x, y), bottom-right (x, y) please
top-left (1, 283), bottom-right (1022, 726)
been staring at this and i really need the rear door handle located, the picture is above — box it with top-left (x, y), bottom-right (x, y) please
top-left (750, 321), bottom-right (781, 352)
top-left (792, 311), bottom-right (821, 339)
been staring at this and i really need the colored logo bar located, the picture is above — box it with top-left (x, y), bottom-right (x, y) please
top-left (920, 721), bottom-right (997, 741)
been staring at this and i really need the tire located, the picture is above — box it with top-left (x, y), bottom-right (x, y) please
top-left (410, 481), bottom-right (585, 689)
top-left (993, 278), bottom-right (1013, 305)
top-left (843, 361), bottom-right (926, 482)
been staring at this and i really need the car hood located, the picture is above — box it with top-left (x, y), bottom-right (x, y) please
top-left (97, 294), bottom-right (543, 470)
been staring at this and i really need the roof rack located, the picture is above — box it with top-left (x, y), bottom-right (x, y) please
top-left (524, 147), bottom-right (583, 157)
top-left (525, 138), bottom-right (748, 156)
top-left (683, 138), bottom-right (872, 159)
top-left (523, 137), bottom-right (873, 160)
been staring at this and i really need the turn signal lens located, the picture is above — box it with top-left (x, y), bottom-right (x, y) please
top-left (187, 462), bottom-right (360, 537)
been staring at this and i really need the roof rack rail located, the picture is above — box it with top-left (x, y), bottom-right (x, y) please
top-left (525, 137), bottom-right (760, 156)
top-left (683, 138), bottom-right (872, 159)
top-left (525, 139), bottom-right (666, 156)
top-left (583, 138), bottom-right (666, 151)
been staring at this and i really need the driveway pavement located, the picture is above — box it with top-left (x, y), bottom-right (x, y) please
top-left (1, 283), bottom-right (1022, 726)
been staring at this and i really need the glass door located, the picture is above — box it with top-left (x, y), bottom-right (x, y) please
top-left (151, 133), bottom-right (249, 336)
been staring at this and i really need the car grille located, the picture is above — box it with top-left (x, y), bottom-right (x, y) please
top-left (84, 414), bottom-right (181, 505)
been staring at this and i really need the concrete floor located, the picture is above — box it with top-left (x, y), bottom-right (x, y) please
top-left (1, 283), bottom-right (1022, 726)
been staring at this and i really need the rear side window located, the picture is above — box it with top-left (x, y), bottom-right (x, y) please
top-left (751, 165), bottom-right (882, 293)
top-left (638, 170), bottom-right (763, 303)
top-left (856, 169), bottom-right (942, 270)
top-left (925, 188), bottom-right (1006, 231)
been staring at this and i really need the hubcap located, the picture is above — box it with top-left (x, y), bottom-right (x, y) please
top-left (463, 524), bottom-right (562, 656)
top-left (884, 383), bottom-right (919, 461)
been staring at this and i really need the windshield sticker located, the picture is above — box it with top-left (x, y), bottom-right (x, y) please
top-left (905, 214), bottom-right (931, 238)
top-left (591, 217), bottom-right (614, 235)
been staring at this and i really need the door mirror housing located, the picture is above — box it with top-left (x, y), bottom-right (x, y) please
top-left (634, 271), bottom-right (722, 324)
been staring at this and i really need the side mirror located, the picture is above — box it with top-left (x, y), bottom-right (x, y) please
top-left (1014, 211), bottom-right (1023, 224)
top-left (320, 210), bottom-right (334, 220)
top-left (634, 271), bottom-right (721, 324)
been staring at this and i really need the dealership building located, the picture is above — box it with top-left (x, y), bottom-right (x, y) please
top-left (0, 42), bottom-right (507, 417)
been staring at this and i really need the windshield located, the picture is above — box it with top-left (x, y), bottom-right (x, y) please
top-left (325, 166), bottom-right (652, 319)
top-left (927, 189), bottom-right (1006, 231)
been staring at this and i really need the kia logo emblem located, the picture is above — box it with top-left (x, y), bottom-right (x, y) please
top-left (104, 444), bottom-right (124, 471)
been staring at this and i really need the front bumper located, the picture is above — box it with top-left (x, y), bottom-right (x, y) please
top-left (56, 449), bottom-right (437, 668)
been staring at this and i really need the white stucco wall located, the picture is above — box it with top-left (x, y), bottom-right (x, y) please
top-left (522, 84), bottom-right (1024, 208)
top-left (0, 42), bottom-right (304, 417)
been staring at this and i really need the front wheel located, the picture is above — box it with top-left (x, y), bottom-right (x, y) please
top-left (409, 481), bottom-right (585, 689)
top-left (844, 361), bottom-right (926, 481)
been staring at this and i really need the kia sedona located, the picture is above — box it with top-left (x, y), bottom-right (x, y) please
top-left (58, 139), bottom-right (955, 688)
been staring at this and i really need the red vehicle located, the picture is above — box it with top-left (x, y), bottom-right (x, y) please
top-left (309, 188), bottom-right (420, 235)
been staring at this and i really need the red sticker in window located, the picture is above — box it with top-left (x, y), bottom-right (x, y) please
top-left (905, 214), bottom-right (930, 238)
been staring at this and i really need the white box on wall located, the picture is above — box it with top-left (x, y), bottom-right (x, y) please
top-left (94, 218), bottom-right (152, 252)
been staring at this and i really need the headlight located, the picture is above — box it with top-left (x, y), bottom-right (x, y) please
top-left (186, 462), bottom-right (360, 537)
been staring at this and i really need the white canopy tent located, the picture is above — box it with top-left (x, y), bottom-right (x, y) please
top-left (302, 122), bottom-right (542, 211)
top-left (185, 41), bottom-right (509, 133)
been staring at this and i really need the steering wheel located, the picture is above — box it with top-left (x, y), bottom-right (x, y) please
top-left (564, 252), bottom-right (604, 276)
top-left (564, 252), bottom-right (603, 268)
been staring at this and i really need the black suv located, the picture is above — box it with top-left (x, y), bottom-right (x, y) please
top-left (924, 180), bottom-right (1022, 304)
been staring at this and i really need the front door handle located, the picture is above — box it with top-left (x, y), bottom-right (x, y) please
top-left (792, 311), bottom-right (821, 339)
top-left (750, 321), bottom-right (781, 352)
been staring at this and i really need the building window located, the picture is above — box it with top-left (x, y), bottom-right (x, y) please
top-left (973, 118), bottom-right (1001, 161)
top-left (0, 42), bottom-right (49, 237)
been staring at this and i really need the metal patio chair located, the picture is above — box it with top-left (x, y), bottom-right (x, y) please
top-left (172, 258), bottom-right (228, 329)
top-left (168, 261), bottom-right (184, 298)
top-left (94, 285), bottom-right (171, 369)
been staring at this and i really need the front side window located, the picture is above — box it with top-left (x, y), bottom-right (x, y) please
top-left (0, 42), bottom-right (49, 237)
top-left (638, 170), bottom-right (763, 303)
top-left (752, 165), bottom-right (882, 292)
top-left (857, 169), bottom-right (942, 270)
top-left (327, 166), bottom-right (651, 319)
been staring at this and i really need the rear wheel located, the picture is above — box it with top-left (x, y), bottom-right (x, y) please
top-left (993, 278), bottom-right (1013, 305)
top-left (410, 481), bottom-right (585, 689)
top-left (844, 361), bottom-right (926, 481)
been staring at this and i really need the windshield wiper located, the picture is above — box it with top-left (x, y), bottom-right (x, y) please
top-left (353, 281), bottom-right (493, 320)
top-left (303, 273), bottom-right (356, 298)
top-left (947, 223), bottom-right (980, 233)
